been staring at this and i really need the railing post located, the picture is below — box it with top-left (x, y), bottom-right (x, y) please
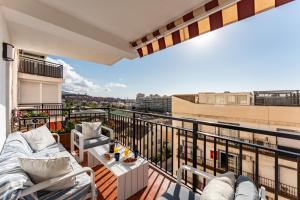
top-left (255, 147), bottom-right (259, 187)
top-left (133, 113), bottom-right (136, 151)
top-left (107, 108), bottom-right (111, 123)
top-left (275, 152), bottom-right (279, 200)
top-left (192, 122), bottom-right (198, 192)
top-left (297, 156), bottom-right (300, 200)
top-left (66, 109), bottom-right (71, 125)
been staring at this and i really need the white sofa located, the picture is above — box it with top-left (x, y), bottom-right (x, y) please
top-left (0, 132), bottom-right (96, 200)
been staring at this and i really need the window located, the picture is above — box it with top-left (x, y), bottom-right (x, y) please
top-left (216, 95), bottom-right (226, 105)
top-left (217, 122), bottom-right (240, 139)
top-left (237, 95), bottom-right (248, 105)
top-left (207, 96), bottom-right (215, 104)
top-left (219, 152), bottom-right (238, 173)
top-left (228, 95), bottom-right (236, 104)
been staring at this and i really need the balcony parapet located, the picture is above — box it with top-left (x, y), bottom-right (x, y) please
top-left (18, 56), bottom-right (63, 79)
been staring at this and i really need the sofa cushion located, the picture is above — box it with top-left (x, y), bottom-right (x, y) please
top-left (19, 156), bottom-right (76, 191)
top-left (1, 132), bottom-right (33, 156)
top-left (201, 172), bottom-right (235, 200)
top-left (235, 176), bottom-right (259, 200)
top-left (21, 125), bottom-right (56, 152)
top-left (82, 122), bottom-right (102, 139)
top-left (0, 133), bottom-right (36, 200)
top-left (31, 143), bottom-right (93, 199)
top-left (84, 135), bottom-right (110, 149)
top-left (159, 183), bottom-right (201, 200)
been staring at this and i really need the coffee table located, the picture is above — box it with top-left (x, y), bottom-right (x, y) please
top-left (87, 144), bottom-right (149, 200)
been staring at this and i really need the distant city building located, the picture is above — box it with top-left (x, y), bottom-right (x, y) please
top-left (135, 93), bottom-right (172, 113)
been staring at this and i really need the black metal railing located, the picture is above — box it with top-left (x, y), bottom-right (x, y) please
top-left (19, 56), bottom-right (63, 78)
top-left (13, 107), bottom-right (109, 132)
top-left (177, 152), bottom-right (298, 199)
top-left (109, 109), bottom-right (300, 200)
top-left (18, 103), bottom-right (63, 116)
top-left (12, 107), bottom-right (300, 200)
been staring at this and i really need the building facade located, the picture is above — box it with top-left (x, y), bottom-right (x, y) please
top-left (13, 50), bottom-right (63, 109)
top-left (171, 93), bottom-right (300, 199)
top-left (196, 92), bottom-right (252, 105)
top-left (135, 93), bottom-right (172, 113)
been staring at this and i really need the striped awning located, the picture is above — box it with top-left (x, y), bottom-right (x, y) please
top-left (131, 0), bottom-right (294, 57)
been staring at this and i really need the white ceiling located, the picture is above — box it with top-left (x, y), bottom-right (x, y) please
top-left (37, 0), bottom-right (208, 42)
top-left (0, 0), bottom-right (208, 65)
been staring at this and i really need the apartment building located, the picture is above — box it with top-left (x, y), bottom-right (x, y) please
top-left (135, 93), bottom-right (172, 113)
top-left (13, 50), bottom-right (63, 109)
top-left (171, 92), bottom-right (300, 199)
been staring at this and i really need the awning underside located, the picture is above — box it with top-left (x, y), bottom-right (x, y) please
top-left (131, 0), bottom-right (294, 57)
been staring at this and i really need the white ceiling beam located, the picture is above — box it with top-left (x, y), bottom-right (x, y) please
top-left (0, 0), bottom-right (137, 59)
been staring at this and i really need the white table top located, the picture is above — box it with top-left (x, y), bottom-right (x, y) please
top-left (88, 144), bottom-right (148, 177)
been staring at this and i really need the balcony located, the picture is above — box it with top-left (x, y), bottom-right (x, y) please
top-left (13, 107), bottom-right (300, 200)
top-left (18, 56), bottom-right (63, 79)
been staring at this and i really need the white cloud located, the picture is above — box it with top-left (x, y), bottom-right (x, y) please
top-left (104, 82), bottom-right (127, 92)
top-left (47, 57), bottom-right (127, 95)
top-left (105, 82), bottom-right (127, 88)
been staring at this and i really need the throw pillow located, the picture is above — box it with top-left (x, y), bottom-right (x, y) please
top-left (201, 172), bottom-right (236, 200)
top-left (21, 125), bottom-right (56, 152)
top-left (18, 156), bottom-right (75, 191)
top-left (235, 176), bottom-right (259, 200)
top-left (82, 122), bottom-right (102, 139)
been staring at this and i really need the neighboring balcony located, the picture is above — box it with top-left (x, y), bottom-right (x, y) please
top-left (18, 55), bottom-right (63, 79)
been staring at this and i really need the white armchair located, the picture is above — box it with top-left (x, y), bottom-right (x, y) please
top-left (71, 123), bottom-right (114, 162)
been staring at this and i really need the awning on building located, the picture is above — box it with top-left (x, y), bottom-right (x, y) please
top-left (131, 0), bottom-right (294, 57)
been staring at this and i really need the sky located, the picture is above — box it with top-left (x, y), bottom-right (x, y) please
top-left (49, 1), bottom-right (300, 99)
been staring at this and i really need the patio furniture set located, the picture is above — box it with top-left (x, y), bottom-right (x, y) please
top-left (0, 121), bottom-right (266, 200)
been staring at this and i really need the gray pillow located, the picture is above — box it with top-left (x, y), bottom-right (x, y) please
top-left (235, 176), bottom-right (259, 200)
top-left (201, 172), bottom-right (235, 200)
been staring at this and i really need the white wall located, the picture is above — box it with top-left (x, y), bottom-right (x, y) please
top-left (0, 9), bottom-right (11, 152)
